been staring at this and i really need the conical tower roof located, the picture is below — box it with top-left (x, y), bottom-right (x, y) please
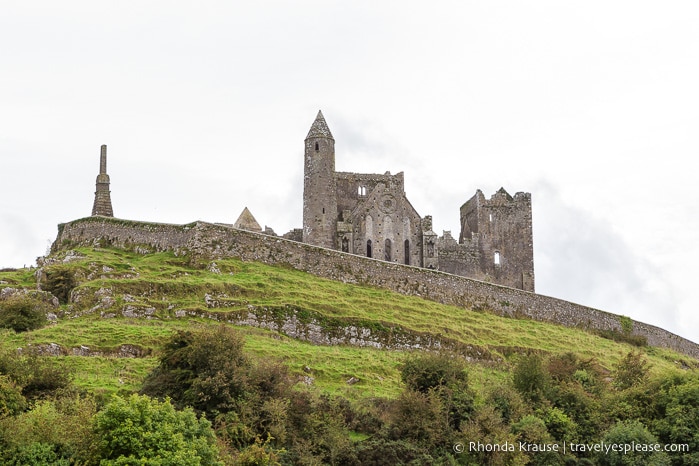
top-left (233, 207), bottom-right (262, 232)
top-left (305, 110), bottom-right (334, 140)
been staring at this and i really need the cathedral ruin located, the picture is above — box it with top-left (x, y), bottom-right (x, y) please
top-left (87, 111), bottom-right (535, 292)
top-left (300, 111), bottom-right (535, 291)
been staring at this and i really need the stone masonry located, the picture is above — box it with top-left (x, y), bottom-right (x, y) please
top-left (91, 145), bottom-right (114, 217)
top-left (301, 111), bottom-right (535, 291)
top-left (53, 217), bottom-right (699, 359)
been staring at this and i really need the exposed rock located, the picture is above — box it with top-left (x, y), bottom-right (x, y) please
top-left (73, 345), bottom-right (91, 356)
top-left (301, 376), bottom-right (315, 385)
top-left (207, 262), bottom-right (221, 274)
top-left (30, 342), bottom-right (65, 356)
top-left (346, 376), bottom-right (360, 385)
top-left (122, 305), bottom-right (156, 318)
top-left (0, 287), bottom-right (60, 308)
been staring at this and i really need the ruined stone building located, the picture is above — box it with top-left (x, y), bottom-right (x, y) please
top-left (301, 111), bottom-right (535, 291)
top-left (86, 112), bottom-right (534, 292)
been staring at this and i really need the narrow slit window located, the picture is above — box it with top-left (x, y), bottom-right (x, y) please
top-left (366, 240), bottom-right (372, 258)
top-left (494, 251), bottom-right (501, 265)
top-left (315, 142), bottom-right (319, 151)
top-left (404, 240), bottom-right (410, 265)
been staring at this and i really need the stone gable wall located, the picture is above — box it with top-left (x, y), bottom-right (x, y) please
top-left (54, 217), bottom-right (699, 359)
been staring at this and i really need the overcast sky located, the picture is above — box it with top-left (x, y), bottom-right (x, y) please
top-left (2, 1), bottom-right (698, 343)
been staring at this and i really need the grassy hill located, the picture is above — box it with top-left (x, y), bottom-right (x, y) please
top-left (1, 245), bottom-right (695, 400)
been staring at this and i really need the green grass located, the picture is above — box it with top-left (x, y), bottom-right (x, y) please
top-left (1, 246), bottom-right (696, 399)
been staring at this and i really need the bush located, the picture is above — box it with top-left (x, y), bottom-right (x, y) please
top-left (400, 352), bottom-right (474, 432)
top-left (0, 349), bottom-right (73, 402)
top-left (596, 420), bottom-right (670, 466)
top-left (513, 354), bottom-right (549, 402)
top-left (0, 396), bottom-right (97, 464)
top-left (141, 326), bottom-right (250, 415)
top-left (613, 351), bottom-right (650, 391)
top-left (41, 267), bottom-right (76, 305)
top-left (0, 294), bottom-right (51, 332)
top-left (401, 352), bottom-right (468, 393)
top-left (0, 375), bottom-right (26, 417)
top-left (94, 394), bottom-right (222, 466)
top-left (1, 442), bottom-right (70, 466)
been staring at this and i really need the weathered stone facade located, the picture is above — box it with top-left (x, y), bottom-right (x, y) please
top-left (53, 217), bottom-right (699, 359)
top-left (301, 111), bottom-right (535, 291)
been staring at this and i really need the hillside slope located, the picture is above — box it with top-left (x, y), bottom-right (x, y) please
top-left (1, 246), bottom-right (695, 398)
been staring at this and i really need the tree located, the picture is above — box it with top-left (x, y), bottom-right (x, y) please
top-left (141, 326), bottom-right (250, 415)
top-left (613, 351), bottom-right (650, 391)
top-left (94, 394), bottom-right (221, 466)
top-left (596, 420), bottom-right (670, 466)
top-left (400, 352), bottom-right (474, 431)
top-left (511, 414), bottom-right (564, 466)
top-left (654, 375), bottom-right (699, 465)
top-left (513, 354), bottom-right (549, 403)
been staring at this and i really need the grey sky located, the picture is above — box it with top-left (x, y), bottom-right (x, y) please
top-left (1, 1), bottom-right (698, 343)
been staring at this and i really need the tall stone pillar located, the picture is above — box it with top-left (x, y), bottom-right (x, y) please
top-left (91, 145), bottom-right (114, 217)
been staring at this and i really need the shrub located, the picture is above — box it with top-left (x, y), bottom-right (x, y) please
top-left (513, 354), bottom-right (549, 403)
top-left (401, 352), bottom-right (468, 393)
top-left (0, 294), bottom-right (51, 332)
top-left (0, 396), bottom-right (98, 464)
top-left (1, 442), bottom-right (70, 466)
top-left (18, 354), bottom-right (73, 402)
top-left (94, 394), bottom-right (221, 466)
top-left (596, 420), bottom-right (670, 466)
top-left (42, 267), bottom-right (76, 305)
top-left (141, 325), bottom-right (250, 415)
top-left (0, 375), bottom-right (26, 417)
top-left (613, 351), bottom-right (650, 391)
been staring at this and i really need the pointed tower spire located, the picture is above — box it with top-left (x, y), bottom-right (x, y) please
top-left (306, 110), bottom-right (334, 140)
top-left (91, 145), bottom-right (114, 217)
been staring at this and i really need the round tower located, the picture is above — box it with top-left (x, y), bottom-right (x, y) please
top-left (303, 110), bottom-right (337, 248)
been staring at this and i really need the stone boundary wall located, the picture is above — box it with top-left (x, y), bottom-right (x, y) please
top-left (54, 217), bottom-right (699, 359)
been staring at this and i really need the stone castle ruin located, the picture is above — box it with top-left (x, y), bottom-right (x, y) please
top-left (301, 111), bottom-right (534, 291)
top-left (91, 111), bottom-right (535, 291)
top-left (51, 111), bottom-right (699, 358)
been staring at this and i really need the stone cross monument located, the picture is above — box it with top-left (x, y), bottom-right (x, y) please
top-left (91, 145), bottom-right (114, 217)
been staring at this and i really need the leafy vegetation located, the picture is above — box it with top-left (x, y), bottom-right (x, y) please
top-left (0, 246), bottom-right (697, 464)
top-left (0, 294), bottom-right (52, 332)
